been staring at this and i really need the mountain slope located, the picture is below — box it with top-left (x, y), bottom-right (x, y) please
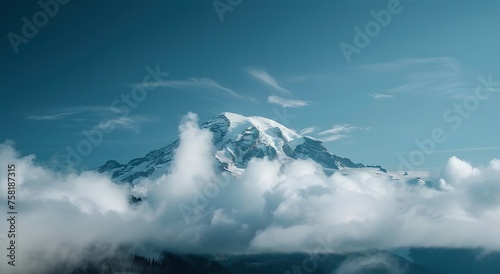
top-left (97, 112), bottom-right (384, 184)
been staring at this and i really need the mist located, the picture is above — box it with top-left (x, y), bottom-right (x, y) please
top-left (1, 113), bottom-right (500, 273)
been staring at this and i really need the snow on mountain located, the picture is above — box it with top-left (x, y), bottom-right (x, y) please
top-left (97, 112), bottom-right (386, 184)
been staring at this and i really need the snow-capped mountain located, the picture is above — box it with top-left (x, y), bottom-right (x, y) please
top-left (97, 112), bottom-right (386, 184)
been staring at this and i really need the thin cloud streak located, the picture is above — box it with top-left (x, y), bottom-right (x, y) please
top-left (361, 57), bottom-right (460, 71)
top-left (363, 57), bottom-right (478, 98)
top-left (150, 78), bottom-right (254, 101)
top-left (318, 124), bottom-right (368, 143)
top-left (319, 124), bottom-right (364, 136)
top-left (300, 127), bottom-right (316, 135)
top-left (28, 106), bottom-right (155, 135)
top-left (247, 68), bottom-right (292, 95)
top-left (267, 95), bottom-right (310, 108)
top-left (28, 112), bottom-right (78, 120)
top-left (93, 115), bottom-right (154, 134)
top-left (395, 146), bottom-right (500, 154)
top-left (61, 106), bottom-right (123, 115)
top-left (320, 134), bottom-right (348, 142)
top-left (28, 106), bottom-right (126, 121)
top-left (246, 68), bottom-right (313, 109)
top-left (369, 93), bottom-right (394, 99)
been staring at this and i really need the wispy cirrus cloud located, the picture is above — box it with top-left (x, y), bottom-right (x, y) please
top-left (319, 124), bottom-right (366, 136)
top-left (191, 78), bottom-right (241, 98)
top-left (395, 146), bottom-right (500, 155)
top-left (28, 112), bottom-right (78, 120)
top-left (299, 127), bottom-right (316, 135)
top-left (318, 124), bottom-right (369, 143)
top-left (285, 73), bottom-right (337, 83)
top-left (93, 115), bottom-right (153, 134)
top-left (361, 57), bottom-right (460, 71)
top-left (369, 93), bottom-right (394, 99)
top-left (247, 68), bottom-right (292, 95)
top-left (28, 106), bottom-right (124, 121)
top-left (148, 77), bottom-right (253, 101)
top-left (247, 68), bottom-right (312, 109)
top-left (319, 134), bottom-right (348, 142)
top-left (62, 106), bottom-right (124, 116)
top-left (267, 95), bottom-right (310, 108)
top-left (363, 57), bottom-right (478, 99)
top-left (28, 106), bottom-right (155, 134)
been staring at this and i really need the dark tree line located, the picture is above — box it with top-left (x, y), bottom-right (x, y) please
top-left (67, 251), bottom-right (229, 274)
top-left (129, 252), bottom-right (229, 274)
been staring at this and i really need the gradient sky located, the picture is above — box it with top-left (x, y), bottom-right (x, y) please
top-left (1, 0), bottom-right (500, 172)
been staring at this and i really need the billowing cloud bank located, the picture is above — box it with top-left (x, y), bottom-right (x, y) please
top-left (1, 113), bottom-right (500, 273)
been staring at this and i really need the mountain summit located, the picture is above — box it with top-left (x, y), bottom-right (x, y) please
top-left (97, 112), bottom-right (385, 183)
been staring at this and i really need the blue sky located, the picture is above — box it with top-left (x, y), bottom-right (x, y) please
top-left (1, 0), bottom-right (500, 172)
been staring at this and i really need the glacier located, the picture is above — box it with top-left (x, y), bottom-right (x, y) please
top-left (97, 112), bottom-right (386, 184)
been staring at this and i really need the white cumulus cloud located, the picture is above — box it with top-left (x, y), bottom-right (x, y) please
top-left (2, 114), bottom-right (500, 273)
